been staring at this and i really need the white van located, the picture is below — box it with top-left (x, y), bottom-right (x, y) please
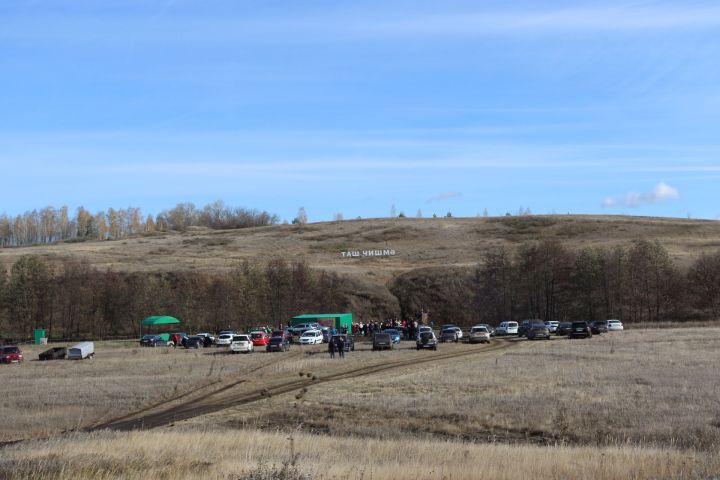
top-left (495, 321), bottom-right (518, 336)
top-left (68, 341), bottom-right (94, 360)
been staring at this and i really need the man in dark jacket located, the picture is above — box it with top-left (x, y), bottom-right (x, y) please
top-left (328, 338), bottom-right (336, 358)
top-left (336, 336), bottom-right (345, 358)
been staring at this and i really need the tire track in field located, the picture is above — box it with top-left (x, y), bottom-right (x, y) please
top-left (93, 341), bottom-right (519, 432)
top-left (86, 350), bottom-right (303, 430)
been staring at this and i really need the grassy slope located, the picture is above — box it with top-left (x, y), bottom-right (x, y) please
top-left (1, 215), bottom-right (718, 320)
top-left (2, 215), bottom-right (719, 276)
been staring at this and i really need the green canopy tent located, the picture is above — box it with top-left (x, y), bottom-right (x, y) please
top-left (140, 316), bottom-right (181, 341)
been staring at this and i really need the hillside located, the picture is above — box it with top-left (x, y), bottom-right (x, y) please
top-left (2, 215), bottom-right (719, 323)
top-left (2, 215), bottom-right (718, 276)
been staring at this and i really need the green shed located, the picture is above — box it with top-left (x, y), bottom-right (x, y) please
top-left (141, 316), bottom-right (181, 341)
top-left (292, 313), bottom-right (353, 332)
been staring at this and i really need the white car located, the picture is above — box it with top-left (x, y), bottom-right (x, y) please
top-left (229, 335), bottom-right (254, 353)
top-left (215, 333), bottom-right (234, 346)
top-left (545, 321), bottom-right (559, 333)
top-left (299, 329), bottom-right (323, 345)
top-left (495, 321), bottom-right (519, 336)
top-left (607, 319), bottom-right (624, 331)
top-left (452, 327), bottom-right (463, 340)
top-left (290, 323), bottom-right (320, 336)
top-left (469, 325), bottom-right (491, 344)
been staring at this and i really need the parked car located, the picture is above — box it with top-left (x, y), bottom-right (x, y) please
top-left (544, 321), bottom-right (559, 333)
top-left (195, 332), bottom-right (216, 346)
top-left (556, 322), bottom-right (573, 336)
top-left (527, 322), bottom-right (551, 340)
top-left (607, 319), bottom-right (624, 331)
top-left (474, 323), bottom-right (496, 336)
top-left (290, 323), bottom-right (320, 336)
top-left (417, 326), bottom-right (433, 337)
top-left (590, 320), bottom-right (609, 334)
top-left (332, 334), bottom-right (354, 352)
top-left (215, 333), bottom-right (235, 347)
top-left (299, 329), bottom-right (323, 345)
top-left (68, 342), bottom-right (94, 360)
top-left (140, 334), bottom-right (165, 347)
top-left (246, 326), bottom-right (271, 335)
top-left (266, 336), bottom-right (291, 352)
top-left (39, 346), bottom-right (67, 361)
top-left (495, 321), bottom-right (518, 336)
top-left (383, 329), bottom-right (402, 344)
top-left (469, 325), bottom-right (491, 344)
top-left (416, 331), bottom-right (438, 350)
top-left (569, 321), bottom-right (593, 339)
top-left (439, 328), bottom-right (459, 343)
top-left (229, 335), bottom-right (253, 354)
top-left (517, 320), bottom-right (537, 337)
top-left (373, 332), bottom-right (393, 350)
top-left (183, 335), bottom-right (205, 348)
top-left (250, 331), bottom-right (270, 347)
top-left (0, 345), bottom-right (23, 364)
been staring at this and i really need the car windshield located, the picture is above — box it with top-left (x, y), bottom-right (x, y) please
top-left (251, 333), bottom-right (263, 339)
top-left (233, 336), bottom-right (250, 342)
top-left (2, 347), bottom-right (20, 353)
top-left (269, 337), bottom-right (283, 344)
top-left (572, 322), bottom-right (587, 327)
top-left (508, 322), bottom-right (518, 327)
top-left (384, 329), bottom-right (398, 334)
top-left (188, 336), bottom-right (202, 341)
top-left (471, 327), bottom-right (488, 333)
top-left (420, 332), bottom-right (433, 339)
top-left (142, 335), bottom-right (154, 340)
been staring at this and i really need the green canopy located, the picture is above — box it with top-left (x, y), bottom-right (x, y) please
top-left (142, 316), bottom-right (181, 326)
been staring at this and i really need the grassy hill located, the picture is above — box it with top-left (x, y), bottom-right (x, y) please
top-left (1, 215), bottom-right (718, 322)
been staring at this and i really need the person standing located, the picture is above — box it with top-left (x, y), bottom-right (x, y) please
top-left (337, 336), bottom-right (345, 358)
top-left (329, 337), bottom-right (336, 358)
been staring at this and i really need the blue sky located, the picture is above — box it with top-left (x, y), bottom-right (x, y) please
top-left (2, 0), bottom-right (719, 222)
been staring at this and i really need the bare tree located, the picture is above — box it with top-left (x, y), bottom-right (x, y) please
top-left (294, 207), bottom-right (308, 225)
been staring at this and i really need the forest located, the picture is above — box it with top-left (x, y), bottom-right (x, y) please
top-left (0, 201), bottom-right (278, 247)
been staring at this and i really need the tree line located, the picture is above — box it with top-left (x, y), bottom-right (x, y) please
top-left (0, 257), bottom-right (344, 339)
top-left (1, 240), bottom-right (719, 339)
top-left (0, 201), bottom-right (278, 247)
top-left (475, 239), bottom-right (719, 324)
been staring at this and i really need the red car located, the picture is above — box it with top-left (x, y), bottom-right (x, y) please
top-left (0, 345), bottom-right (24, 364)
top-left (250, 331), bottom-right (269, 347)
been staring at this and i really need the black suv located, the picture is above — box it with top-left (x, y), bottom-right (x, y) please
top-left (517, 320), bottom-right (534, 337)
top-left (266, 336), bottom-right (291, 352)
top-left (569, 321), bottom-right (592, 339)
top-left (372, 333), bottom-right (393, 351)
top-left (590, 320), bottom-right (609, 334)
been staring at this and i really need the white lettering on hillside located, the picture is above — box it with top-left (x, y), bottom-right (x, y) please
top-left (341, 249), bottom-right (397, 258)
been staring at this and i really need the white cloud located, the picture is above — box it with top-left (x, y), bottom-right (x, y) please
top-left (428, 192), bottom-right (463, 203)
top-left (602, 182), bottom-right (680, 208)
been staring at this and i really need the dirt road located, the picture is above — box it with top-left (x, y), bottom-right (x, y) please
top-left (92, 340), bottom-right (519, 432)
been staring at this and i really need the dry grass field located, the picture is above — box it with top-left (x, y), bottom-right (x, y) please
top-left (2, 328), bottom-right (719, 479)
top-left (3, 428), bottom-right (717, 480)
